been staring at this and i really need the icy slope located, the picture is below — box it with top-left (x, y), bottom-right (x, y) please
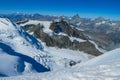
top-left (2, 48), bottom-right (120, 80)
top-left (0, 18), bottom-right (43, 52)
top-left (77, 48), bottom-right (120, 67)
top-left (0, 18), bottom-right (52, 76)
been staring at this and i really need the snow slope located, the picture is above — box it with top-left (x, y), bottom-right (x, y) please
top-left (1, 48), bottom-right (120, 80)
top-left (0, 18), bottom-right (52, 76)
top-left (20, 20), bottom-right (53, 34)
top-left (43, 46), bottom-right (93, 70)
top-left (0, 49), bottom-right (19, 76)
top-left (77, 48), bottom-right (120, 67)
top-left (20, 19), bottom-right (94, 69)
top-left (0, 18), bottom-right (94, 77)
top-left (0, 18), bottom-right (111, 79)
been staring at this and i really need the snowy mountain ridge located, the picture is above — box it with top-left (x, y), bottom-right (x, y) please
top-left (0, 18), bottom-right (43, 50)
top-left (0, 18), bottom-right (120, 80)
top-left (0, 18), bottom-right (94, 77)
top-left (0, 18), bottom-right (52, 76)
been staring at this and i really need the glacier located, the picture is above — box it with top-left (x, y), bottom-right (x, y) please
top-left (0, 18), bottom-right (119, 80)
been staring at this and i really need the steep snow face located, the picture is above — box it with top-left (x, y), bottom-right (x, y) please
top-left (0, 18), bottom-right (52, 76)
top-left (1, 48), bottom-right (120, 80)
top-left (0, 18), bottom-right (43, 58)
top-left (0, 18), bottom-right (43, 51)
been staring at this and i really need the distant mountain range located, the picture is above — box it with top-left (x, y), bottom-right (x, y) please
top-left (20, 19), bottom-right (102, 56)
top-left (2, 13), bottom-right (118, 51)
top-left (67, 14), bottom-right (120, 50)
top-left (0, 16), bottom-right (103, 77)
top-left (0, 13), bottom-right (59, 22)
top-left (0, 13), bottom-right (120, 79)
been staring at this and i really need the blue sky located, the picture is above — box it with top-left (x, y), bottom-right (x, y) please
top-left (0, 0), bottom-right (120, 20)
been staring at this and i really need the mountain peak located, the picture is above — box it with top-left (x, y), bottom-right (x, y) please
top-left (95, 17), bottom-right (106, 21)
top-left (72, 14), bottom-right (80, 19)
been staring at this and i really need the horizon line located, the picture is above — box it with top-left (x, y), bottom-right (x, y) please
top-left (0, 12), bottom-right (119, 21)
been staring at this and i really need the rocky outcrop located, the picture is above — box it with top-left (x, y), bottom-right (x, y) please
top-left (27, 21), bottom-right (102, 56)
top-left (50, 20), bottom-right (87, 40)
top-left (21, 24), bottom-right (36, 31)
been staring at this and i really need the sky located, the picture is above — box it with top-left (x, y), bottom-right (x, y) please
top-left (0, 0), bottom-right (120, 20)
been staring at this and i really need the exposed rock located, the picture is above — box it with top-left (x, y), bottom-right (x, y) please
top-left (69, 60), bottom-right (76, 66)
top-left (28, 21), bottom-right (102, 56)
top-left (50, 20), bottom-right (86, 40)
top-left (21, 24), bottom-right (36, 31)
top-left (69, 14), bottom-right (81, 24)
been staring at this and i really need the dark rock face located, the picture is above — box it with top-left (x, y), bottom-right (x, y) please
top-left (28, 21), bottom-right (102, 56)
top-left (69, 60), bottom-right (77, 66)
top-left (50, 20), bottom-right (87, 40)
top-left (68, 15), bottom-right (120, 51)
top-left (69, 14), bottom-right (81, 24)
